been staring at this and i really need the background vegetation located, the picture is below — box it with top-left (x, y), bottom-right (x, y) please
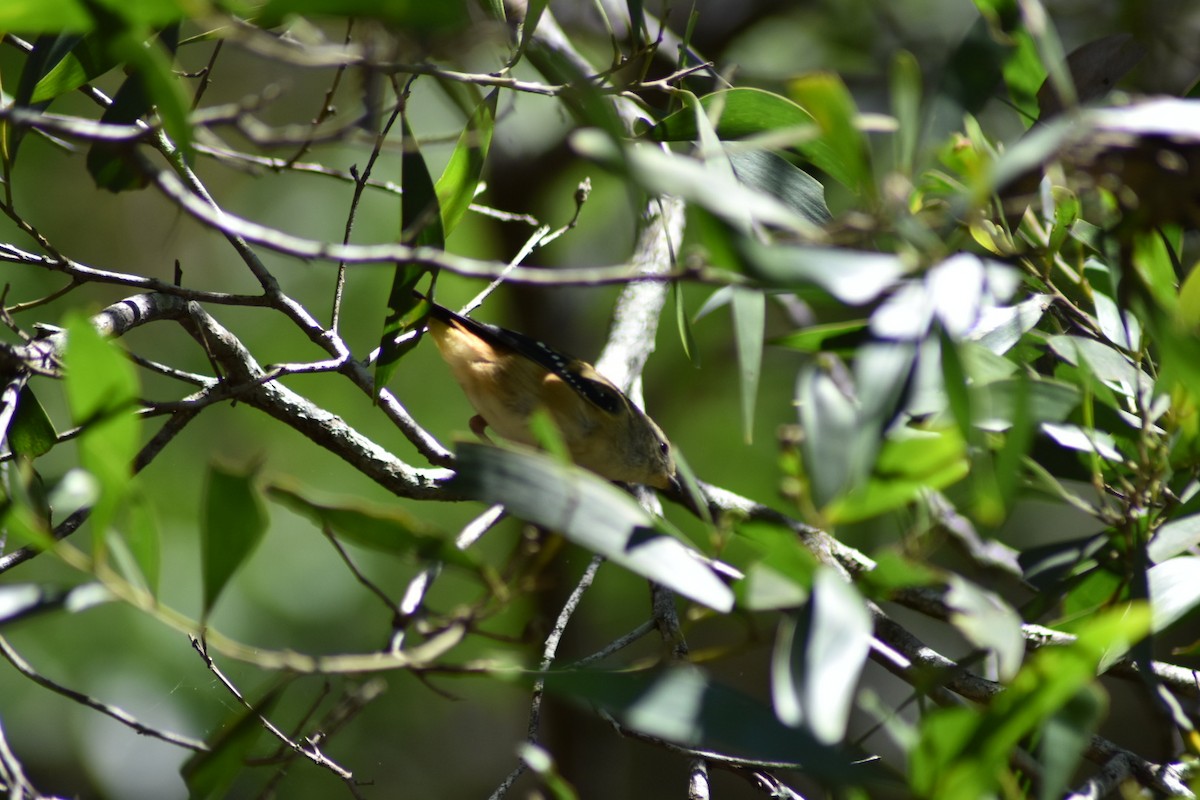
top-left (1, 0), bottom-right (1200, 798)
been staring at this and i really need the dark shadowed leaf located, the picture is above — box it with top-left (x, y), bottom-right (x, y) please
top-left (8, 385), bottom-right (57, 459)
top-left (728, 150), bottom-right (831, 226)
top-left (1037, 686), bottom-right (1105, 800)
top-left (182, 688), bottom-right (278, 800)
top-left (201, 463), bottom-right (268, 618)
top-left (542, 664), bottom-right (879, 784)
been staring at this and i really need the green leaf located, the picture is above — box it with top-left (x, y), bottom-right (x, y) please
top-left (738, 241), bottom-right (907, 302)
top-left (940, 332), bottom-right (972, 442)
top-left (970, 378), bottom-right (1079, 431)
top-left (647, 87), bottom-right (860, 191)
top-left (1132, 229), bottom-right (1178, 310)
top-left (513, 0), bottom-right (550, 66)
top-left (8, 385), bottom-right (57, 458)
top-left (201, 463), bottom-right (268, 618)
top-left (649, 87), bottom-right (817, 142)
top-left (772, 568), bottom-right (871, 744)
top-left (182, 688), bottom-right (278, 800)
top-left (542, 665), bottom-right (873, 782)
top-left (826, 427), bottom-right (968, 523)
top-left (1002, 29), bottom-right (1044, 124)
top-left (1147, 556), bottom-right (1200, 634)
top-left (945, 575), bottom-right (1025, 681)
top-left (731, 287), bottom-right (764, 444)
top-left (571, 131), bottom-right (816, 237)
top-left (110, 26), bottom-right (191, 157)
top-left (1148, 514), bottom-right (1200, 564)
top-left (673, 283), bottom-right (698, 364)
top-left (267, 482), bottom-right (473, 568)
top-left (797, 362), bottom-right (861, 508)
top-left (0, 459), bottom-right (54, 551)
top-left (85, 67), bottom-right (153, 192)
top-left (399, 117), bottom-right (445, 249)
top-left (787, 72), bottom-right (873, 197)
top-left (120, 491), bottom-right (160, 595)
top-left (63, 313), bottom-right (140, 548)
top-left (912, 606), bottom-right (1150, 799)
top-left (890, 50), bottom-right (922, 172)
top-left (728, 150), bottom-right (831, 226)
top-left (1046, 335), bottom-right (1149, 399)
top-left (732, 520), bottom-right (817, 611)
top-left (1037, 686), bottom-right (1105, 800)
top-left (31, 34), bottom-right (117, 103)
top-left (452, 443), bottom-right (734, 612)
top-left (373, 266), bottom-right (427, 389)
top-left (376, 117), bottom-right (442, 388)
top-left (435, 89), bottom-right (497, 236)
top-left (0, 0), bottom-right (92, 33)
top-left (771, 319), bottom-right (868, 353)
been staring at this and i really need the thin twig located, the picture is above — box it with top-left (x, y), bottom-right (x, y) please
top-left (188, 635), bottom-right (356, 782)
top-left (0, 634), bottom-right (208, 751)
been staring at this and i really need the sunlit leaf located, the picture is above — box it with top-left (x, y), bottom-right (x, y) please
top-left (63, 313), bottom-right (140, 548)
top-left (1041, 422), bottom-right (1123, 461)
top-left (796, 362), bottom-right (861, 508)
top-left (452, 443), bottom-right (733, 611)
top-left (740, 242), bottom-right (907, 302)
top-left (946, 575), bottom-right (1024, 680)
top-left (435, 89), bottom-right (497, 236)
top-left (787, 72), bottom-right (873, 196)
top-left (0, 1), bottom-right (93, 33)
top-left (30, 34), bottom-right (117, 102)
top-left (572, 131), bottom-right (815, 237)
top-left (773, 568), bottom-right (871, 744)
top-left (1147, 556), bottom-right (1200, 633)
top-left (1148, 514), bottom-right (1200, 564)
top-left (772, 319), bottom-right (867, 353)
top-left (912, 605), bottom-right (1150, 799)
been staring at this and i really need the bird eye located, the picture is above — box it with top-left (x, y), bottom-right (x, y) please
top-left (659, 441), bottom-right (670, 456)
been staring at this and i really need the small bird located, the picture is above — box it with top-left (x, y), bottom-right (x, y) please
top-left (422, 297), bottom-right (676, 489)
